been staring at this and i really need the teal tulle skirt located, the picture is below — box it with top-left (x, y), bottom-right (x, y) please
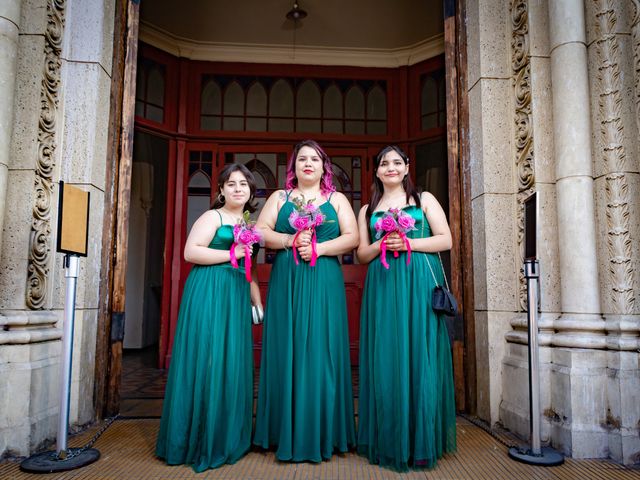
top-left (358, 206), bottom-right (457, 471)
top-left (155, 262), bottom-right (253, 472)
top-left (253, 199), bottom-right (356, 461)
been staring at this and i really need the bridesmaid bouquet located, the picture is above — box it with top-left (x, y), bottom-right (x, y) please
top-left (288, 196), bottom-right (326, 267)
top-left (374, 208), bottom-right (416, 269)
top-left (230, 211), bottom-right (261, 282)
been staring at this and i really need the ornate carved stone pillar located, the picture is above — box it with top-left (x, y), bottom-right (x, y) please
top-left (0, 0), bottom-right (22, 258)
top-left (590, 0), bottom-right (640, 464)
top-left (24, 0), bottom-right (66, 310)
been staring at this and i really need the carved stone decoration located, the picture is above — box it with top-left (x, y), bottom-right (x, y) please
top-left (594, 0), bottom-right (635, 313)
top-left (631, 0), bottom-right (640, 135)
top-left (26, 0), bottom-right (66, 309)
top-left (511, 0), bottom-right (535, 311)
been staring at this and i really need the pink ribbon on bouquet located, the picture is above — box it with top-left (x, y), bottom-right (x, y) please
top-left (292, 228), bottom-right (319, 267)
top-left (379, 231), bottom-right (412, 270)
top-left (310, 228), bottom-right (318, 266)
top-left (229, 243), bottom-right (253, 282)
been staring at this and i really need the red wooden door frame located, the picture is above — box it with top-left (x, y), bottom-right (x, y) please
top-left (159, 141), bottom-right (219, 369)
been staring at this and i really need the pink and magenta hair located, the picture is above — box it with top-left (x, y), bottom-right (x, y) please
top-left (285, 139), bottom-right (336, 197)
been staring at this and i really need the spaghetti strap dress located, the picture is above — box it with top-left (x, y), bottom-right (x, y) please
top-left (357, 205), bottom-right (457, 471)
top-left (156, 212), bottom-right (253, 472)
top-left (253, 192), bottom-right (356, 461)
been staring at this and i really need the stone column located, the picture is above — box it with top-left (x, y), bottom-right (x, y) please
top-left (0, 0), bottom-right (22, 255)
top-left (547, 0), bottom-right (607, 459)
top-left (588, 0), bottom-right (640, 465)
top-left (549, 0), bottom-right (602, 328)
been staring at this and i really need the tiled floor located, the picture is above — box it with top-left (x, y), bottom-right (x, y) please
top-left (3, 347), bottom-right (639, 479)
top-left (119, 346), bottom-right (360, 418)
top-left (120, 347), bottom-right (167, 418)
top-left (2, 418), bottom-right (639, 479)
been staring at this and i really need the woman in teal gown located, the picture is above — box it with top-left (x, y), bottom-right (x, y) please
top-left (156, 164), bottom-right (262, 473)
top-left (356, 145), bottom-right (457, 471)
top-left (254, 140), bottom-right (358, 462)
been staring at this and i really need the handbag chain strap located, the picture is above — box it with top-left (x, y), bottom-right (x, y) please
top-left (421, 208), bottom-right (450, 290)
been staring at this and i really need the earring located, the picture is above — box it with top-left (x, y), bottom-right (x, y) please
top-left (217, 193), bottom-right (225, 203)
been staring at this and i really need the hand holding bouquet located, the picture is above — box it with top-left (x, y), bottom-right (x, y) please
top-left (288, 196), bottom-right (326, 266)
top-left (374, 208), bottom-right (417, 269)
top-left (230, 211), bottom-right (262, 282)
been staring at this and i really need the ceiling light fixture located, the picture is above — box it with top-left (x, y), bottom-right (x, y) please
top-left (285, 1), bottom-right (308, 21)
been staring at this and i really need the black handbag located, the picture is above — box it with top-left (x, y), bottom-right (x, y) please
top-left (432, 284), bottom-right (458, 317)
top-left (427, 253), bottom-right (458, 317)
top-left (422, 214), bottom-right (458, 317)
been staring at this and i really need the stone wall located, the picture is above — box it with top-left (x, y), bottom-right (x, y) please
top-left (469, 0), bottom-right (640, 464)
top-left (466, 0), bottom-right (520, 426)
top-left (586, 0), bottom-right (640, 464)
top-left (0, 0), bottom-right (115, 458)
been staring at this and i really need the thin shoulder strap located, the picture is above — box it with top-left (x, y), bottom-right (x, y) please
top-left (214, 209), bottom-right (223, 224)
top-left (328, 190), bottom-right (334, 201)
top-left (285, 189), bottom-right (292, 201)
top-left (423, 207), bottom-right (451, 291)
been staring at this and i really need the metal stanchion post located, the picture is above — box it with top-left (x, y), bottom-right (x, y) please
top-left (508, 259), bottom-right (563, 466)
top-left (20, 255), bottom-right (100, 473)
top-left (57, 254), bottom-right (78, 457)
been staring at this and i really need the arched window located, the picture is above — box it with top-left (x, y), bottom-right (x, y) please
top-left (196, 74), bottom-right (388, 135)
top-left (345, 86), bottom-right (365, 134)
top-left (366, 84), bottom-right (387, 134)
top-left (200, 79), bottom-right (221, 130)
top-left (420, 71), bottom-right (445, 131)
top-left (135, 59), bottom-right (166, 123)
top-left (296, 80), bottom-right (321, 133)
top-left (323, 84), bottom-right (343, 133)
top-left (223, 81), bottom-right (245, 131)
top-left (330, 155), bottom-right (362, 217)
top-left (246, 82), bottom-right (267, 132)
top-left (269, 79), bottom-right (294, 132)
top-left (187, 151), bottom-right (213, 233)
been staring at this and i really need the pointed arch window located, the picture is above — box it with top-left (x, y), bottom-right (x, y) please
top-left (345, 86), bottom-right (365, 134)
top-left (246, 82), bottom-right (267, 132)
top-left (187, 151), bottom-right (213, 233)
top-left (201, 79), bottom-right (222, 130)
top-left (269, 79), bottom-right (294, 132)
top-left (420, 69), bottom-right (446, 130)
top-left (367, 85), bottom-right (387, 134)
top-left (322, 84), bottom-right (343, 134)
top-left (223, 81), bottom-right (245, 131)
top-left (296, 80), bottom-right (321, 133)
top-left (135, 58), bottom-right (166, 123)
top-left (199, 75), bottom-right (388, 135)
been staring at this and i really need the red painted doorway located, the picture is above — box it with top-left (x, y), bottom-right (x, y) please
top-left (159, 143), bottom-right (371, 369)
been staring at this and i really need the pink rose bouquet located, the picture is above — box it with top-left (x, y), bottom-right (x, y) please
top-left (288, 196), bottom-right (326, 267)
top-left (230, 211), bottom-right (261, 282)
top-left (374, 208), bottom-right (417, 269)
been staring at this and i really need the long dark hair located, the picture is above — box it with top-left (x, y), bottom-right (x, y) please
top-left (366, 145), bottom-right (421, 224)
top-left (210, 163), bottom-right (258, 213)
top-left (285, 139), bottom-right (336, 197)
